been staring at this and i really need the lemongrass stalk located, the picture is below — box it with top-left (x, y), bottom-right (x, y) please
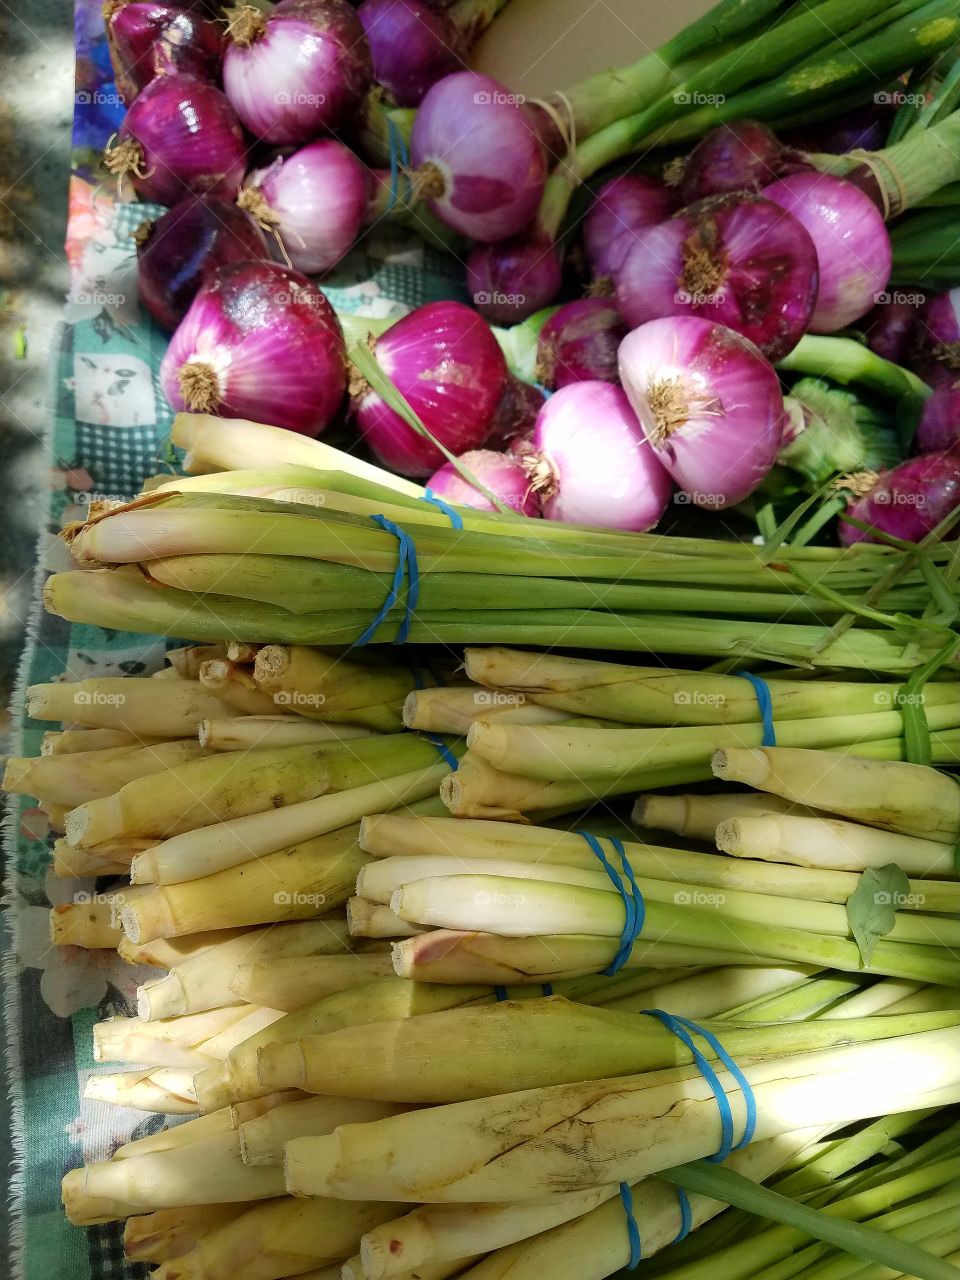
top-left (345, 1256), bottom-right (476, 1280)
top-left (357, 854), bottom-right (610, 904)
top-left (114, 1093), bottom-right (304, 1162)
top-left (62, 1130), bottom-right (286, 1224)
top-left (3, 739), bottom-right (208, 807)
top-left (717, 812), bottom-right (957, 878)
top-left (195, 978), bottom-right (489, 1112)
top-left (440, 753), bottom-right (613, 819)
top-left (882, 985), bottom-right (960, 1015)
top-left (633, 792), bottom-right (803, 841)
top-left (124, 1203), bottom-right (257, 1264)
top-left (252, 646), bottom-right (412, 730)
top-left (166, 643), bottom-right (229, 678)
top-left (197, 659), bottom-right (285, 716)
top-left (200, 717), bottom-right (374, 750)
top-left (135, 919), bottom-right (371, 1019)
top-left (118, 926), bottom-right (252, 970)
top-left (52, 835), bottom-right (148, 879)
top-left (712, 747), bottom-right (960, 842)
top-left (84, 1067), bottom-right (199, 1114)
top-left (41, 727), bottom-right (146, 754)
top-left (719, 975), bottom-right (864, 1024)
top-left (284, 1026), bottom-right (960, 1203)
top-left (66, 741), bottom-right (342, 847)
top-left (41, 800), bottom-right (68, 833)
top-left (596, 967), bottom-right (817, 1018)
top-left (785, 1207), bottom-right (960, 1280)
top-left (238, 1096), bottom-right (406, 1166)
top-left (131, 763), bottom-right (450, 889)
top-left (125, 829), bottom-right (368, 941)
top-left (94, 1006), bottom-right (281, 1068)
top-left (359, 815), bottom-right (960, 913)
top-left (347, 897), bottom-right (425, 939)
top-left (50, 887), bottom-right (147, 949)
top-left (26, 677), bottom-right (238, 736)
top-left (232, 954), bottom-right (396, 1011)
top-left (258, 1003), bottom-right (959, 1104)
top-left (403, 687), bottom-right (571, 735)
top-left (555, 967), bottom-right (706, 1008)
top-left (148, 1194), bottom-right (398, 1280)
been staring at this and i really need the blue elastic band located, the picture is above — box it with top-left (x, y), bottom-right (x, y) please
top-left (385, 116), bottom-right (409, 212)
top-left (422, 488), bottom-right (464, 530)
top-left (642, 1009), bottom-right (757, 1162)
top-left (619, 1182), bottom-right (643, 1268)
top-left (355, 515), bottom-right (420, 646)
top-left (577, 831), bottom-right (645, 975)
top-left (494, 986), bottom-right (509, 1001)
top-left (735, 671), bottom-right (777, 747)
top-left (541, 982), bottom-right (554, 996)
top-left (422, 733), bottom-right (459, 770)
top-left (674, 1188), bottom-right (693, 1243)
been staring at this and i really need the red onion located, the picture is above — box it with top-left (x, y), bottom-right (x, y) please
top-left (615, 193), bottom-right (819, 362)
top-left (618, 316), bottom-right (784, 509)
top-left (160, 260), bottom-right (347, 437)
top-left (410, 72), bottom-right (547, 242)
top-left (426, 450), bottom-right (540, 516)
top-left (913, 289), bottom-right (960, 370)
top-left (104, 73), bottom-right (247, 204)
top-left (467, 234), bottom-right (563, 324)
top-left (523, 381), bottom-right (672, 531)
top-left (351, 301), bottom-right (508, 476)
top-left (915, 385), bottom-right (960, 453)
top-left (678, 120), bottom-right (803, 204)
top-left (137, 195), bottom-right (268, 332)
top-left (839, 449), bottom-right (960, 545)
top-left (861, 298), bottom-right (922, 365)
top-left (105, 1), bottom-right (224, 100)
top-left (785, 103), bottom-right (893, 157)
top-left (761, 173), bottom-right (892, 333)
top-left (222, 0), bottom-right (372, 144)
top-left (485, 375), bottom-right (546, 451)
top-left (582, 175), bottom-right (678, 284)
top-left (357, 0), bottom-right (460, 107)
top-left (536, 299), bottom-right (626, 389)
top-left (241, 141), bottom-right (368, 275)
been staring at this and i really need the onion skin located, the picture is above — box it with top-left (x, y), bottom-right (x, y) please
top-left (839, 449), bottom-right (960, 545)
top-left (427, 450), bottom-right (541, 516)
top-left (106, 2), bottom-right (225, 101)
top-left (916, 384), bottom-right (960, 453)
top-left (137, 196), bottom-right (268, 332)
top-left (761, 173), bottom-right (891, 333)
top-left (411, 72), bottom-right (547, 243)
top-left (160, 260), bottom-right (347, 437)
top-left (223, 0), bottom-right (372, 144)
top-left (358, 0), bottom-right (461, 107)
top-left (619, 316), bottom-right (784, 509)
top-left (353, 301), bottom-right (508, 477)
top-left (486, 375), bottom-right (546, 451)
top-left (536, 299), bottom-right (626, 389)
top-left (114, 73), bottom-right (247, 204)
top-left (616, 193), bottom-right (819, 362)
top-left (583, 175), bottom-right (678, 283)
top-left (467, 234), bottom-right (563, 324)
top-left (861, 298), bottom-right (922, 365)
top-left (245, 141), bottom-right (368, 274)
top-left (529, 381), bottom-right (673, 531)
top-left (913, 289), bottom-right (960, 370)
top-left (679, 120), bottom-right (802, 203)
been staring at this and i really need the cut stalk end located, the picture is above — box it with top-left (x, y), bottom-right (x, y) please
top-left (178, 361), bottom-right (223, 414)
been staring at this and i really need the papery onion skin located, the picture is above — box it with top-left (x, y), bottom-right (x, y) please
top-left (679, 120), bottom-right (801, 204)
top-left (915, 383), bottom-right (960, 453)
top-left (761, 172), bottom-right (891, 333)
top-left (411, 72), bottom-right (547, 243)
top-left (116, 72), bottom-right (247, 204)
top-left (485, 375), bottom-right (546, 451)
top-left (246, 140), bottom-right (368, 274)
top-left (861, 298), bottom-right (922, 365)
top-left (536, 298), bottom-right (626, 388)
top-left (137, 195), bottom-right (268, 332)
top-left (615, 193), bottom-right (819, 362)
top-left (160, 260), bottom-right (347, 436)
top-left (912, 288), bottom-right (960, 370)
top-left (467, 234), bottom-right (563, 324)
top-left (583, 175), bottom-right (678, 283)
top-left (619, 316), bottom-right (784, 509)
top-left (529, 381), bottom-right (673, 531)
top-left (358, 0), bottom-right (460, 107)
top-left (106, 2), bottom-right (225, 100)
top-left (223, 0), bottom-right (372, 144)
top-left (427, 450), bottom-right (541, 516)
top-left (352, 300), bottom-right (508, 477)
top-left (839, 449), bottom-right (960, 545)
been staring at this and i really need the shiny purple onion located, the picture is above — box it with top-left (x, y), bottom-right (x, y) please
top-left (352, 300), bottom-right (508, 476)
top-left (761, 172), bottom-right (891, 333)
top-left (678, 120), bottom-right (803, 203)
top-left (485, 375), bottom-right (546, 452)
top-left (619, 316), bottom-right (784, 509)
top-left (915, 378), bottom-right (960, 453)
top-left (106, 1), bottom-right (224, 100)
top-left (536, 298), bottom-right (626, 388)
top-left (616, 193), bottom-right (819, 362)
top-left (411, 72), bottom-right (547, 243)
top-left (839, 449), bottom-right (960, 545)
top-left (160, 260), bottom-right (347, 437)
top-left (357, 0), bottom-right (461, 107)
top-left (913, 289), bottom-right (960, 371)
top-left (106, 72), bottom-right (247, 204)
top-left (426, 449), bottom-right (541, 516)
top-left (582, 175), bottom-right (678, 283)
top-left (137, 195), bottom-right (268, 332)
top-left (861, 298), bottom-right (922, 364)
top-left (223, 0), bottom-right (372, 144)
top-left (467, 233), bottom-right (563, 324)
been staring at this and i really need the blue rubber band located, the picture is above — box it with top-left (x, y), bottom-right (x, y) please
top-left (355, 515), bottom-right (420, 646)
top-left (422, 488), bottom-right (464, 530)
top-left (735, 671), bottom-right (777, 747)
top-left (421, 732), bottom-right (459, 770)
top-left (619, 1181), bottom-right (643, 1268)
top-left (494, 986), bottom-right (509, 1001)
top-left (577, 831), bottom-right (645, 975)
top-left (642, 1009), bottom-right (757, 1162)
top-left (674, 1188), bottom-right (693, 1243)
top-left (385, 116), bottom-right (409, 213)
top-left (541, 982), bottom-right (554, 996)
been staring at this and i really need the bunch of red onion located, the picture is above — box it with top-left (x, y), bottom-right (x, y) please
top-left (105, 1), bottom-right (225, 101)
top-left (426, 450), bottom-right (541, 516)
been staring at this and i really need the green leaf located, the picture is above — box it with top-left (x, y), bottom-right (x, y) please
top-left (846, 864), bottom-right (911, 966)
